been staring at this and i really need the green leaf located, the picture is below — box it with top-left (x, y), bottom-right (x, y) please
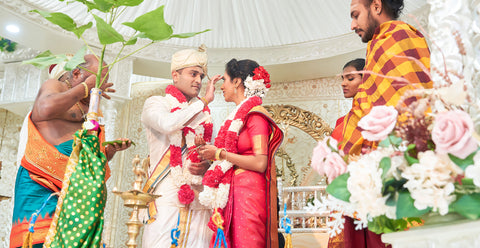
top-left (385, 194), bottom-right (396, 207)
top-left (105, 0), bottom-right (144, 6)
top-left (396, 191), bottom-right (431, 218)
top-left (379, 157), bottom-right (391, 179)
top-left (125, 37), bottom-right (138, 46)
top-left (123, 6), bottom-right (173, 41)
top-left (326, 173), bottom-right (351, 202)
top-left (367, 215), bottom-right (421, 234)
top-left (461, 178), bottom-right (474, 186)
top-left (93, 14), bottom-right (125, 44)
top-left (73, 22), bottom-right (93, 38)
top-left (451, 193), bottom-right (480, 219)
top-left (23, 53), bottom-right (68, 69)
top-left (72, 0), bottom-right (113, 12)
top-left (31, 10), bottom-right (76, 32)
top-left (404, 144), bottom-right (419, 165)
top-left (64, 46), bottom-right (87, 71)
top-left (92, 0), bottom-right (114, 12)
top-left (378, 135), bottom-right (403, 148)
top-left (382, 178), bottom-right (406, 196)
top-left (448, 151), bottom-right (476, 170)
top-left (34, 50), bottom-right (54, 58)
top-left (31, 10), bottom-right (92, 38)
top-left (171, 29), bottom-right (211, 39)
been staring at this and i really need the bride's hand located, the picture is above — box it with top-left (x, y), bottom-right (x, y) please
top-left (204, 74), bottom-right (223, 104)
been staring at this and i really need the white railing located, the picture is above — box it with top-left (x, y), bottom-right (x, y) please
top-left (277, 177), bottom-right (329, 233)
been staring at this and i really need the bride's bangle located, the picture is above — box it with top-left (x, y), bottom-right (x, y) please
top-left (215, 148), bottom-right (227, 161)
top-left (215, 148), bottom-right (222, 160)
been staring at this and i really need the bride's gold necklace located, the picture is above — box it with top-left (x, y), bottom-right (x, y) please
top-left (65, 79), bottom-right (86, 120)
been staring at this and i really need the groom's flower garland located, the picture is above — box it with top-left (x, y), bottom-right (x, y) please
top-left (165, 85), bottom-right (213, 205)
top-left (199, 95), bottom-right (263, 231)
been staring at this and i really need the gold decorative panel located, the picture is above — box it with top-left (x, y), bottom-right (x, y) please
top-left (265, 104), bottom-right (332, 186)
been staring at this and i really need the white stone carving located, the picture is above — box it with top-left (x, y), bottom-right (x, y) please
top-left (0, 45), bottom-right (39, 63)
top-left (0, 110), bottom-right (24, 248)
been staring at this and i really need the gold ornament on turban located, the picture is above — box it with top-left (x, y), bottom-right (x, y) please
top-left (170, 44), bottom-right (208, 73)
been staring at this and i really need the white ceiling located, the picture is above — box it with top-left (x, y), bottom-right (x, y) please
top-left (0, 0), bottom-right (428, 81)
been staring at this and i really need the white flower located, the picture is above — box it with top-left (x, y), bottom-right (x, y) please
top-left (465, 152), bottom-right (480, 187)
top-left (170, 166), bottom-right (186, 186)
top-left (229, 119), bottom-right (243, 132)
top-left (215, 183), bottom-right (230, 209)
top-left (311, 195), bottom-right (359, 237)
top-left (401, 151), bottom-right (461, 215)
top-left (327, 211), bottom-right (345, 237)
top-left (244, 76), bottom-right (269, 98)
top-left (347, 149), bottom-right (392, 220)
top-left (185, 132), bottom-right (196, 147)
top-left (182, 163), bottom-right (203, 185)
top-left (199, 187), bottom-right (215, 206)
top-left (353, 219), bottom-right (368, 231)
top-left (218, 161), bottom-right (233, 173)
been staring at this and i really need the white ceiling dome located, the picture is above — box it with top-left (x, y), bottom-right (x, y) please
top-left (0, 0), bottom-right (428, 80)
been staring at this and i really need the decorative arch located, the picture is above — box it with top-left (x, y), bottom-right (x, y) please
top-left (264, 104), bottom-right (332, 186)
top-left (264, 104), bottom-right (332, 141)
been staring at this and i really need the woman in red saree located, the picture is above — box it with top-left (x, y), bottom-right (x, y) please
top-left (197, 59), bottom-right (283, 248)
top-left (330, 58), bottom-right (387, 248)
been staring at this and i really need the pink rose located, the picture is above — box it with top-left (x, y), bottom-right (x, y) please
top-left (323, 152), bottom-right (348, 183)
top-left (432, 110), bottom-right (478, 159)
top-left (359, 106), bottom-right (398, 141)
top-left (311, 137), bottom-right (337, 176)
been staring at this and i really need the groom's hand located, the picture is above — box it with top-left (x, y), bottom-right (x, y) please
top-left (188, 160), bottom-right (210, 175)
top-left (204, 74), bottom-right (223, 103)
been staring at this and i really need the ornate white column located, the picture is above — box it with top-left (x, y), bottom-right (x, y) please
top-left (427, 0), bottom-right (480, 131)
top-left (100, 56), bottom-right (133, 140)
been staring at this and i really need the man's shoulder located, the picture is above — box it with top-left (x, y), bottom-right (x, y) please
top-left (144, 95), bottom-right (167, 104)
top-left (385, 21), bottom-right (425, 40)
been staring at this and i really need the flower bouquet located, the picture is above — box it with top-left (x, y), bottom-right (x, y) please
top-left (309, 54), bottom-right (480, 237)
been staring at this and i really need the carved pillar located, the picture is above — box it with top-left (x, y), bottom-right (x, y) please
top-left (427, 0), bottom-right (480, 131)
top-left (427, 0), bottom-right (473, 86)
top-left (0, 110), bottom-right (24, 248)
top-left (470, 0), bottom-right (480, 97)
top-left (99, 56), bottom-right (133, 246)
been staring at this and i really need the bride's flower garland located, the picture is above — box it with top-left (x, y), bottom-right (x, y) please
top-left (199, 96), bottom-right (263, 231)
top-left (165, 85), bottom-right (213, 205)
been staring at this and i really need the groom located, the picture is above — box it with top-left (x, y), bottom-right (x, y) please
top-left (141, 45), bottom-right (221, 248)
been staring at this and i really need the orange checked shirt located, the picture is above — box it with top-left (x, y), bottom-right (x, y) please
top-left (341, 20), bottom-right (433, 155)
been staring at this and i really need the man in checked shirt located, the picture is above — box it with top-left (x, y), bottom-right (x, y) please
top-left (342, 0), bottom-right (433, 156)
top-left (337, 0), bottom-right (434, 248)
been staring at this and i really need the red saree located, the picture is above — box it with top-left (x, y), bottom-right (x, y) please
top-left (221, 106), bottom-right (283, 248)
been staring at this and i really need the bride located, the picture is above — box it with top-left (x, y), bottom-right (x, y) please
top-left (196, 59), bottom-right (283, 248)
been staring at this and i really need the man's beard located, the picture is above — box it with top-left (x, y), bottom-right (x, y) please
top-left (361, 10), bottom-right (379, 43)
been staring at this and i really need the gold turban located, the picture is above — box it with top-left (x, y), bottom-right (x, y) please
top-left (170, 44), bottom-right (208, 73)
top-left (48, 54), bottom-right (74, 80)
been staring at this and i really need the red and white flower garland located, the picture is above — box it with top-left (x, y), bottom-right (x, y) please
top-left (199, 96), bottom-right (263, 231)
top-left (244, 66), bottom-right (271, 98)
top-left (165, 85), bottom-right (213, 205)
